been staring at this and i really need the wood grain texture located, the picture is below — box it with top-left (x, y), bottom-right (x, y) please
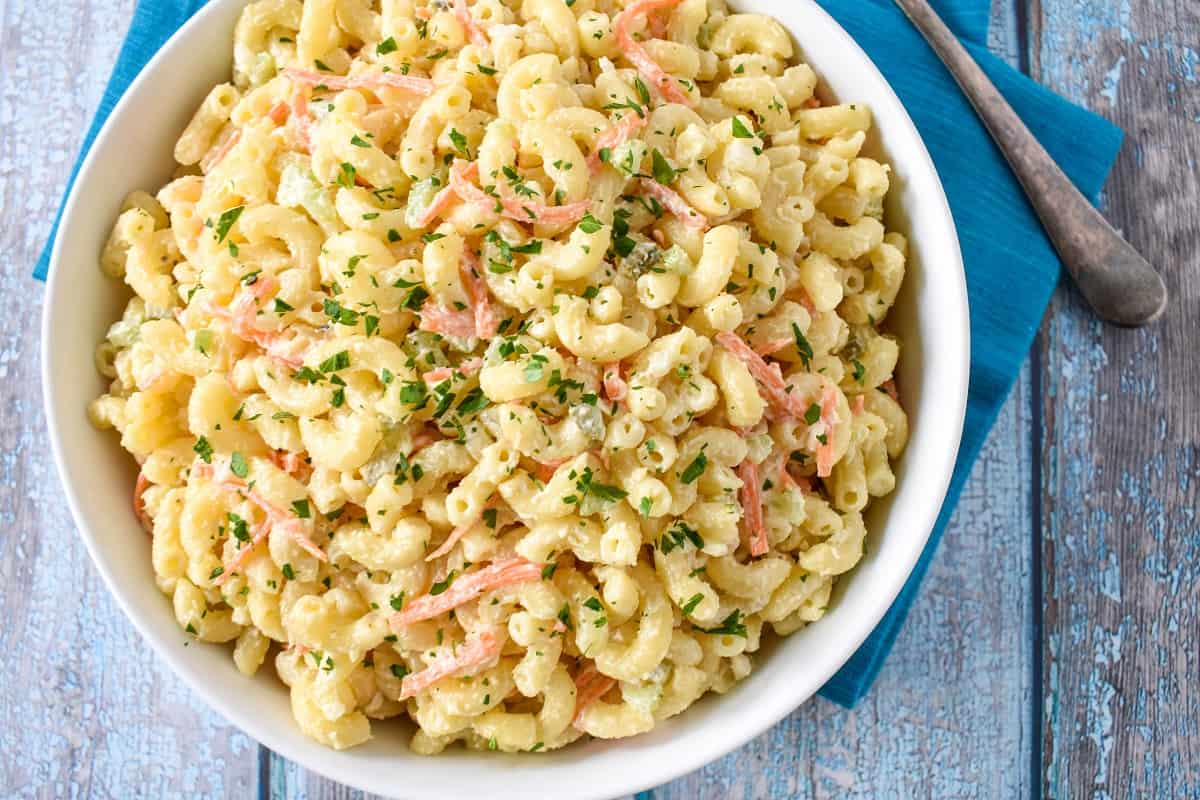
top-left (0, 0), bottom-right (256, 797)
top-left (1, 0), bottom-right (1193, 796)
top-left (1028, 0), bottom-right (1200, 797)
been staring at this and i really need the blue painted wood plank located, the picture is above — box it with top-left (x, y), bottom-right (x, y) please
top-left (0, 0), bottom-right (1047, 798)
top-left (1032, 0), bottom-right (1200, 796)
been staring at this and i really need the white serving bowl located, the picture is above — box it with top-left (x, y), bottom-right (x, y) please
top-left (42, 1), bottom-right (968, 796)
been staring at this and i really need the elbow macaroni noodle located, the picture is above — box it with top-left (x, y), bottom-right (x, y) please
top-left (90, 0), bottom-right (910, 754)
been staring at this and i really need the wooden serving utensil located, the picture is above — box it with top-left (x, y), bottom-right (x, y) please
top-left (893, 0), bottom-right (1168, 326)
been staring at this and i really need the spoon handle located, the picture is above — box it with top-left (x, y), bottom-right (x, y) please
top-left (892, 0), bottom-right (1168, 326)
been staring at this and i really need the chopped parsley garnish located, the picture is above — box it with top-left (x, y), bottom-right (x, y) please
top-left (228, 512), bottom-right (250, 543)
top-left (659, 521), bottom-right (704, 553)
top-left (336, 162), bottom-right (357, 188)
top-left (213, 205), bottom-right (244, 243)
top-left (448, 128), bottom-right (470, 158)
top-left (318, 350), bottom-right (350, 373)
top-left (633, 76), bottom-right (652, 106)
top-left (792, 323), bottom-right (814, 368)
top-left (679, 450), bottom-right (708, 484)
top-left (430, 571), bottom-right (458, 595)
top-left (293, 366), bottom-right (324, 384)
top-left (699, 609), bottom-right (748, 638)
top-left (564, 466), bottom-right (627, 505)
top-left (273, 297), bottom-right (294, 315)
top-left (399, 381), bottom-right (428, 406)
top-left (852, 359), bottom-right (866, 383)
top-left (401, 284), bottom-right (429, 310)
top-left (291, 499), bottom-right (311, 518)
top-left (376, 37), bottom-right (398, 55)
top-left (350, 134), bottom-right (372, 148)
top-left (681, 593), bottom-right (704, 615)
top-left (230, 451), bottom-right (249, 478)
top-left (579, 213), bottom-right (604, 234)
top-left (804, 403), bottom-right (821, 425)
top-left (281, 563), bottom-right (296, 580)
top-left (193, 329), bottom-right (214, 355)
top-left (556, 603), bottom-right (573, 630)
top-left (523, 353), bottom-right (548, 383)
top-left (389, 592), bottom-right (405, 611)
top-left (456, 387), bottom-right (489, 416)
top-left (731, 117), bottom-right (755, 139)
top-left (323, 297), bottom-right (360, 326)
top-left (650, 149), bottom-right (677, 185)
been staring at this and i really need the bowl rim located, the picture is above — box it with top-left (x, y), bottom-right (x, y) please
top-left (41, 0), bottom-right (969, 796)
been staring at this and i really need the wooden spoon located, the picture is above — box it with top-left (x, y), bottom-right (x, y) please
top-left (893, 0), bottom-right (1168, 326)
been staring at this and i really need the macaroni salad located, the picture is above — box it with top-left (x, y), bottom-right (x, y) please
top-left (89, 0), bottom-right (910, 753)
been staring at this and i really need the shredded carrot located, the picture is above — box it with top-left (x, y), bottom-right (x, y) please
top-left (425, 498), bottom-right (497, 562)
top-left (737, 460), bottom-right (769, 557)
top-left (639, 178), bottom-right (706, 230)
top-left (399, 629), bottom-right (502, 699)
top-left (133, 471), bottom-right (153, 534)
top-left (715, 332), bottom-right (807, 418)
top-left (754, 338), bottom-right (793, 357)
top-left (454, 0), bottom-right (489, 48)
top-left (414, 183), bottom-right (459, 228)
top-left (588, 112), bottom-right (647, 173)
top-left (269, 449), bottom-right (309, 481)
top-left (422, 358), bottom-right (483, 384)
top-left (613, 0), bottom-right (692, 106)
top-left (200, 128), bottom-right (241, 173)
top-left (602, 362), bottom-right (628, 405)
top-left (881, 378), bottom-right (900, 403)
top-left (532, 457), bottom-right (570, 483)
top-left (418, 301), bottom-right (478, 338)
top-left (449, 160), bottom-right (591, 225)
top-left (267, 101), bottom-right (290, 125)
top-left (804, 96), bottom-right (822, 109)
top-left (411, 427), bottom-right (441, 452)
top-left (290, 84), bottom-right (313, 151)
top-left (195, 459), bottom-right (326, 584)
top-left (814, 385), bottom-right (841, 478)
top-left (283, 67), bottom-right (436, 97)
top-left (572, 663), bottom-right (617, 728)
top-left (646, 5), bottom-right (670, 39)
top-left (460, 249), bottom-right (500, 338)
top-left (390, 557), bottom-right (543, 628)
top-left (217, 516), bottom-right (273, 586)
top-left (210, 274), bottom-right (312, 369)
top-left (794, 289), bottom-right (817, 314)
top-left (851, 395), bottom-right (865, 416)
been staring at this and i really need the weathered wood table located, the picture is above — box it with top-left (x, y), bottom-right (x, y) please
top-left (1, 0), bottom-right (1196, 796)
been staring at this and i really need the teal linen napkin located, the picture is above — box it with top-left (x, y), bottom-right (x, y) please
top-left (34, 0), bottom-right (1123, 707)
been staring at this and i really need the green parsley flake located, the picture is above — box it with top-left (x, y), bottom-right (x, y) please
top-left (213, 205), bottom-right (244, 243)
top-left (679, 451), bottom-right (708, 484)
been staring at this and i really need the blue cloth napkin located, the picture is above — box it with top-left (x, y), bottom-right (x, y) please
top-left (34, 0), bottom-right (1123, 708)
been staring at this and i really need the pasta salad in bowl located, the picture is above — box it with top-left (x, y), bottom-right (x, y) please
top-left (45, 0), bottom-right (967, 795)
